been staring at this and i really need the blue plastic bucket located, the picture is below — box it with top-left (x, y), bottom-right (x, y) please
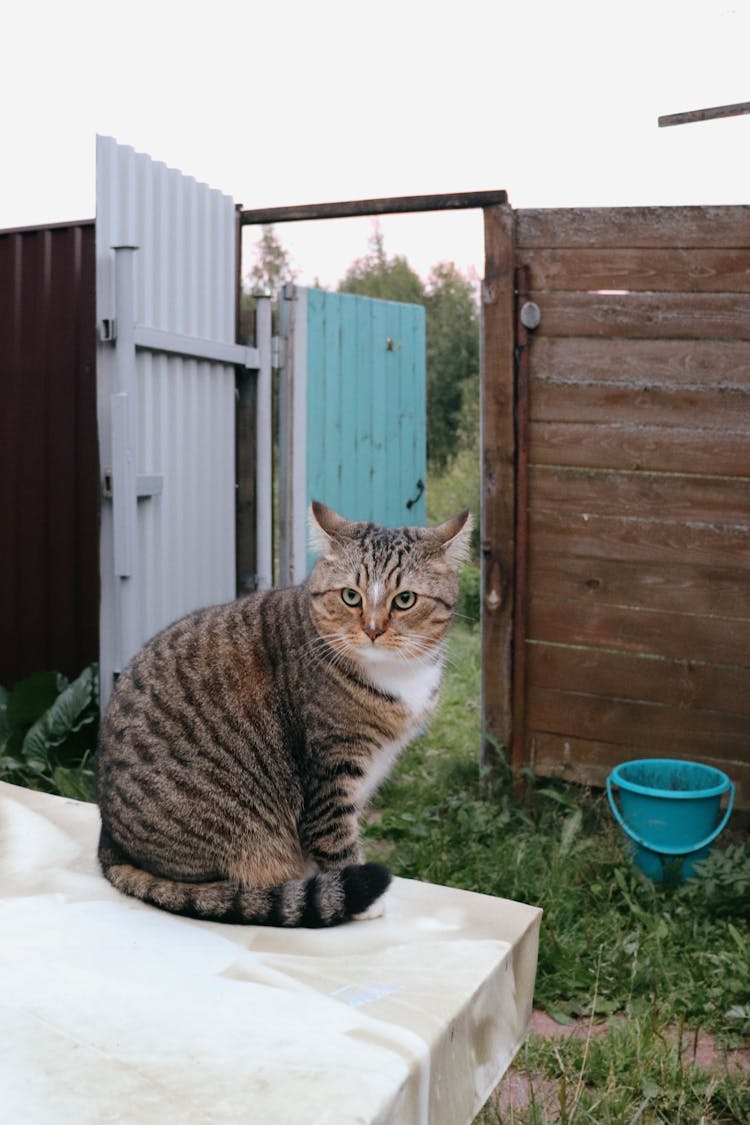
top-left (606, 758), bottom-right (734, 882)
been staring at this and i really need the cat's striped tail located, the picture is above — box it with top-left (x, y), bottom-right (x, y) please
top-left (98, 829), bottom-right (391, 928)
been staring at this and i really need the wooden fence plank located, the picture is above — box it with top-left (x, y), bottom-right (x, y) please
top-left (529, 596), bottom-right (750, 667)
top-left (531, 336), bottom-right (750, 389)
top-left (480, 205), bottom-right (516, 770)
top-left (527, 685), bottom-right (749, 757)
top-left (536, 292), bottom-right (750, 340)
top-left (527, 732), bottom-right (750, 808)
top-left (524, 248), bottom-right (750, 293)
top-left (528, 509), bottom-right (750, 571)
top-left (527, 642), bottom-right (750, 718)
top-left (528, 554), bottom-right (750, 621)
top-left (529, 465), bottom-right (750, 524)
top-left (517, 206), bottom-right (750, 249)
top-left (531, 378), bottom-right (750, 433)
top-left (529, 420), bottom-right (749, 476)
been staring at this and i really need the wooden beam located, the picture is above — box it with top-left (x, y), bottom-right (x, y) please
top-left (240, 190), bottom-right (508, 226)
top-left (658, 101), bottom-right (750, 127)
top-left (480, 204), bottom-right (516, 778)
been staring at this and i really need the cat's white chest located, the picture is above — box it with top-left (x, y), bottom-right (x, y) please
top-left (355, 653), bottom-right (443, 805)
top-left (362, 651), bottom-right (443, 721)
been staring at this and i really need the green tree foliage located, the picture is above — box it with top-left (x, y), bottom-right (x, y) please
top-left (242, 223), bottom-right (297, 340)
top-left (423, 262), bottom-right (479, 468)
top-left (339, 228), bottom-right (479, 466)
top-left (247, 224), bottom-right (296, 295)
top-left (339, 226), bottom-right (425, 305)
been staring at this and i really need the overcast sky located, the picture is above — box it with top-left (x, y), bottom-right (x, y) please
top-left (3, 0), bottom-right (748, 288)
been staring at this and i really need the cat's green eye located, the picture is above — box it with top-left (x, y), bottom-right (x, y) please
top-left (341, 587), bottom-right (363, 607)
top-left (392, 591), bottom-right (417, 611)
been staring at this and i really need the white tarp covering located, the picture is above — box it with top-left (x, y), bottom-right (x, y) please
top-left (0, 782), bottom-right (541, 1124)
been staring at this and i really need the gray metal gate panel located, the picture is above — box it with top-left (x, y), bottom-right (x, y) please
top-left (96, 137), bottom-right (242, 705)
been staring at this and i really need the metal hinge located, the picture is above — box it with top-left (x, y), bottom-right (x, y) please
top-left (102, 470), bottom-right (163, 500)
top-left (99, 319), bottom-right (117, 343)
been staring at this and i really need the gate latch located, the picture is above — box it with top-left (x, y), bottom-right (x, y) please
top-left (406, 479), bottom-right (425, 510)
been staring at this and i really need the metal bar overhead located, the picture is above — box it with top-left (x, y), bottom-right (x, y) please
top-left (240, 190), bottom-right (508, 225)
top-left (658, 100), bottom-right (750, 127)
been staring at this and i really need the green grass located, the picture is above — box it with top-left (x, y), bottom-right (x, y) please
top-left (427, 445), bottom-right (481, 530)
top-left (363, 623), bottom-right (750, 1124)
top-left (427, 443), bottom-right (481, 560)
top-left (480, 1018), bottom-right (750, 1124)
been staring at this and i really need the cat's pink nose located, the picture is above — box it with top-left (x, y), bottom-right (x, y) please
top-left (363, 621), bottom-right (385, 642)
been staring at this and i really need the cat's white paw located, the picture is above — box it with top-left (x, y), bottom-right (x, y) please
top-left (353, 893), bottom-right (387, 921)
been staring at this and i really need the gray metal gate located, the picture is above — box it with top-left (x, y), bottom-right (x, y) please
top-left (95, 136), bottom-right (271, 706)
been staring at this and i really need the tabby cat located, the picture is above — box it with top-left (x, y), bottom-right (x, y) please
top-left (96, 502), bottom-right (471, 928)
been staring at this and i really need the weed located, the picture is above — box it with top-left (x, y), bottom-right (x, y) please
top-left (457, 565), bottom-right (481, 624)
top-left (480, 1015), bottom-right (750, 1124)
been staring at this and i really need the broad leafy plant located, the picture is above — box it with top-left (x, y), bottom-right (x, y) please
top-left (0, 665), bottom-right (99, 801)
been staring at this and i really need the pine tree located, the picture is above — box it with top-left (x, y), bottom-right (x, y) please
top-left (339, 225), bottom-right (425, 305)
top-left (247, 224), bottom-right (295, 295)
top-left (424, 262), bottom-right (479, 467)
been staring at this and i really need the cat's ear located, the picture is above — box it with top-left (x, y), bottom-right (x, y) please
top-left (432, 510), bottom-right (473, 567)
top-left (309, 500), bottom-right (348, 554)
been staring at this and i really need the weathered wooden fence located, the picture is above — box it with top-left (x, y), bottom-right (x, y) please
top-left (482, 204), bottom-right (750, 808)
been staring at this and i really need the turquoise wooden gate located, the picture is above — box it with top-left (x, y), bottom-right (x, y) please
top-left (278, 286), bottom-right (426, 583)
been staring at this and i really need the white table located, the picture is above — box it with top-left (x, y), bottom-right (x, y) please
top-left (0, 781), bottom-right (541, 1124)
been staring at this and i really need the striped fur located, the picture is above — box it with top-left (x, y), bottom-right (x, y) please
top-left (96, 503), bottom-right (472, 927)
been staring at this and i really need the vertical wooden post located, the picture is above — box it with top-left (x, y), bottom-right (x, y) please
top-left (235, 365), bottom-right (257, 594)
top-left (480, 204), bottom-right (516, 780)
top-left (235, 208), bottom-right (257, 595)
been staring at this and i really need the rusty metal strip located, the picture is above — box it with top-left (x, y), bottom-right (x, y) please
top-left (511, 264), bottom-right (532, 777)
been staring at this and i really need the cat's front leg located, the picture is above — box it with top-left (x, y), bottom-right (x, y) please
top-left (300, 769), bottom-right (389, 921)
top-left (300, 777), bottom-right (365, 871)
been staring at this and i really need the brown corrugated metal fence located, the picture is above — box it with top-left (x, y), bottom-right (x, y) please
top-left (482, 204), bottom-right (750, 808)
top-left (0, 221), bottom-right (99, 688)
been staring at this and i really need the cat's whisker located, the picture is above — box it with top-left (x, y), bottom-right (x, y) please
top-left (302, 632), bottom-right (349, 659)
top-left (399, 635), bottom-right (439, 660)
top-left (307, 634), bottom-right (352, 671)
top-left (319, 637), bottom-right (360, 673)
top-left (302, 636), bottom-right (336, 659)
top-left (402, 634), bottom-right (459, 674)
